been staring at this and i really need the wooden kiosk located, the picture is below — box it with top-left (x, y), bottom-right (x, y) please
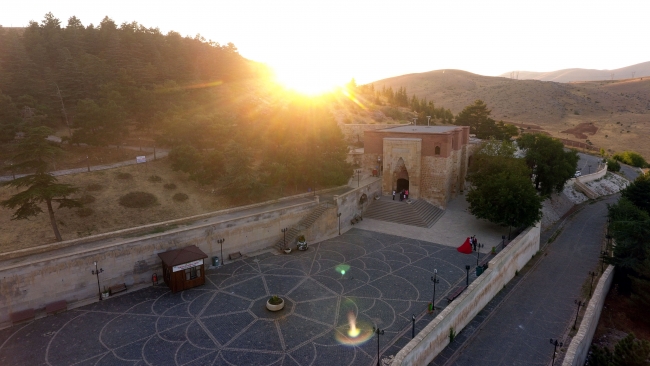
top-left (158, 245), bottom-right (208, 293)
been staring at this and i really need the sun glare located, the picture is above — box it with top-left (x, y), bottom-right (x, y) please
top-left (272, 65), bottom-right (347, 96)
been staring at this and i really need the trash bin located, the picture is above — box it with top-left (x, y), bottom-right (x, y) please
top-left (212, 256), bottom-right (220, 267)
top-left (475, 265), bottom-right (483, 276)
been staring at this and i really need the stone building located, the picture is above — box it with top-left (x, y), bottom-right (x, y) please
top-left (363, 125), bottom-right (472, 209)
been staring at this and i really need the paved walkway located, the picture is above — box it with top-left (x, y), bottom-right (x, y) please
top-left (431, 195), bottom-right (616, 365)
top-left (0, 146), bottom-right (169, 182)
top-left (0, 229), bottom-right (483, 366)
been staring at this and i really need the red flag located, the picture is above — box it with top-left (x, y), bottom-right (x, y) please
top-left (457, 237), bottom-right (473, 254)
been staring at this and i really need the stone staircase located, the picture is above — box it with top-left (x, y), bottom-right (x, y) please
top-left (364, 197), bottom-right (444, 228)
top-left (273, 204), bottom-right (331, 252)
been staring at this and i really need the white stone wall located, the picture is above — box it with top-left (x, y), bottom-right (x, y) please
top-left (392, 224), bottom-right (541, 366)
top-left (562, 265), bottom-right (615, 366)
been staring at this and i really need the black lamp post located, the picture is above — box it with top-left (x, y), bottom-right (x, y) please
top-left (92, 261), bottom-right (104, 301)
top-left (373, 326), bottom-right (385, 366)
top-left (431, 269), bottom-right (439, 311)
top-left (216, 238), bottom-right (225, 266)
top-left (600, 250), bottom-right (608, 273)
top-left (588, 164), bottom-right (592, 174)
top-left (337, 213), bottom-right (342, 235)
top-left (475, 242), bottom-right (484, 266)
top-left (588, 271), bottom-right (597, 297)
top-left (550, 339), bottom-right (563, 366)
top-left (501, 235), bottom-right (506, 250)
top-left (411, 314), bottom-right (416, 338)
top-left (465, 265), bottom-right (471, 286)
top-left (573, 300), bottom-right (584, 329)
top-left (281, 228), bottom-right (288, 250)
top-left (356, 169), bottom-right (361, 187)
top-left (377, 156), bottom-right (382, 177)
top-left (86, 155), bottom-right (90, 172)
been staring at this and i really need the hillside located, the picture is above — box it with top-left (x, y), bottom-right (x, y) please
top-left (499, 61), bottom-right (650, 82)
top-left (372, 69), bottom-right (650, 158)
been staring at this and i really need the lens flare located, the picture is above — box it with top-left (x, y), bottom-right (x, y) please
top-left (335, 311), bottom-right (374, 346)
top-left (335, 264), bottom-right (350, 276)
top-left (347, 312), bottom-right (360, 337)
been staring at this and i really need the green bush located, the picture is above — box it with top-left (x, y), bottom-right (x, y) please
top-left (148, 175), bottom-right (162, 183)
top-left (79, 194), bottom-right (96, 204)
top-left (86, 183), bottom-right (103, 191)
top-left (173, 193), bottom-right (189, 202)
top-left (119, 192), bottom-right (158, 208)
top-left (613, 151), bottom-right (648, 168)
top-left (76, 207), bottom-right (94, 217)
top-left (163, 183), bottom-right (177, 190)
top-left (606, 158), bottom-right (621, 172)
top-left (116, 172), bottom-right (133, 180)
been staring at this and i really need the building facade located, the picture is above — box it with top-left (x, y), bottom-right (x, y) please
top-left (363, 125), bottom-right (471, 209)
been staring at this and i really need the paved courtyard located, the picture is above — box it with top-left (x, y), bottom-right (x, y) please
top-left (0, 229), bottom-right (482, 366)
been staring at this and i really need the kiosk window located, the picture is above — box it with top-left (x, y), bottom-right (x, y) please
top-left (185, 266), bottom-right (201, 280)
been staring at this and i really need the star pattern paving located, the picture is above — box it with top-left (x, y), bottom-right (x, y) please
top-left (0, 229), bottom-right (480, 366)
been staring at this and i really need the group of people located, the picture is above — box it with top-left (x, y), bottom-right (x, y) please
top-left (470, 235), bottom-right (479, 251)
top-left (392, 189), bottom-right (409, 201)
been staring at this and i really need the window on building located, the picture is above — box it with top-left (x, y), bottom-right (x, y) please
top-left (435, 146), bottom-right (441, 155)
top-left (185, 266), bottom-right (201, 280)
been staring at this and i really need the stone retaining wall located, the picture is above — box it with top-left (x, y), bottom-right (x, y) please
top-left (391, 224), bottom-right (541, 366)
top-left (577, 164), bottom-right (607, 184)
top-left (562, 265), bottom-right (615, 366)
top-left (0, 199), bottom-right (319, 327)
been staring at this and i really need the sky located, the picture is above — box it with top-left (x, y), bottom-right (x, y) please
top-left (2, 0), bottom-right (649, 92)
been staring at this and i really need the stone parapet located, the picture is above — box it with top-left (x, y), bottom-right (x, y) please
top-left (562, 265), bottom-right (615, 366)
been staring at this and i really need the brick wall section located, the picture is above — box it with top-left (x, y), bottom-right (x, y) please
top-left (339, 123), bottom-right (409, 144)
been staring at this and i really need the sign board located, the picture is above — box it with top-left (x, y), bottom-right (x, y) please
top-left (136, 156), bottom-right (146, 164)
top-left (172, 259), bottom-right (204, 272)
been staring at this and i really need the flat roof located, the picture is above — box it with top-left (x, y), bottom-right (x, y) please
top-left (158, 245), bottom-right (208, 266)
top-left (377, 125), bottom-right (461, 134)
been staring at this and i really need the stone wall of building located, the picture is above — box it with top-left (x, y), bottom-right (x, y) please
top-left (339, 123), bottom-right (408, 144)
top-left (419, 146), bottom-right (466, 209)
top-left (382, 138), bottom-right (422, 198)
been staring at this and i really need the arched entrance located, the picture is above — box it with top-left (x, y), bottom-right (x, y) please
top-left (392, 158), bottom-right (409, 193)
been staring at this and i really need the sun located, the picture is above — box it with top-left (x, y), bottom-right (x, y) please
top-left (271, 64), bottom-right (348, 96)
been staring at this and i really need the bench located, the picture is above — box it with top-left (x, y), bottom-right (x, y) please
top-left (109, 283), bottom-right (127, 296)
top-left (10, 308), bottom-right (35, 324)
top-left (229, 252), bottom-right (242, 260)
top-left (350, 214), bottom-right (363, 225)
top-left (46, 300), bottom-right (67, 315)
top-left (446, 286), bottom-right (467, 303)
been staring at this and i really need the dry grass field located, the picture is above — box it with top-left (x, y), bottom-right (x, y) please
top-left (373, 70), bottom-right (650, 158)
top-left (0, 160), bottom-right (235, 253)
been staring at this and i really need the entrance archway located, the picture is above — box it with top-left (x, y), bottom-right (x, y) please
top-left (392, 158), bottom-right (409, 193)
top-left (396, 178), bottom-right (409, 192)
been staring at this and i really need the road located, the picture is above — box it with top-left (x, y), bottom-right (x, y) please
top-left (576, 152), bottom-right (640, 181)
top-left (433, 195), bottom-right (617, 366)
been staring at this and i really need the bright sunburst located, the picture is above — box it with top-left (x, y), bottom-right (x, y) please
top-left (272, 64), bottom-right (348, 96)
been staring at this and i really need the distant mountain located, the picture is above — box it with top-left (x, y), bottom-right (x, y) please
top-left (500, 61), bottom-right (650, 82)
top-left (370, 69), bottom-right (650, 158)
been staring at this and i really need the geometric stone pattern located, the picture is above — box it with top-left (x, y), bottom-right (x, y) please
top-left (0, 229), bottom-right (479, 366)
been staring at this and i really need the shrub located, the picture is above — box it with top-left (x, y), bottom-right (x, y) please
top-left (173, 193), bottom-right (189, 202)
top-left (606, 158), bottom-right (621, 172)
top-left (76, 207), bottom-right (94, 217)
top-left (613, 151), bottom-right (648, 168)
top-left (148, 175), bottom-right (162, 183)
top-left (87, 183), bottom-right (103, 191)
top-left (116, 172), bottom-right (133, 180)
top-left (163, 183), bottom-right (177, 190)
top-left (79, 194), bottom-right (96, 204)
top-left (268, 295), bottom-right (283, 305)
top-left (119, 192), bottom-right (158, 208)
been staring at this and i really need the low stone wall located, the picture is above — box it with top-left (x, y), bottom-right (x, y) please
top-left (0, 199), bottom-right (319, 327)
top-left (577, 164), bottom-right (607, 184)
top-left (335, 178), bottom-right (382, 233)
top-left (562, 265), bottom-right (615, 366)
top-left (392, 224), bottom-right (541, 366)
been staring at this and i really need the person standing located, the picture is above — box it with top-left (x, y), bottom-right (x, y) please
top-left (392, 190), bottom-right (396, 200)
top-left (405, 189), bottom-right (409, 199)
